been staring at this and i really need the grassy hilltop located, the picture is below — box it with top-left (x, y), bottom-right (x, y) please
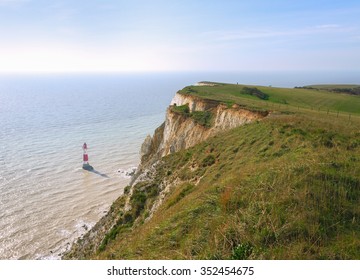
top-left (179, 82), bottom-right (360, 114)
top-left (68, 82), bottom-right (360, 260)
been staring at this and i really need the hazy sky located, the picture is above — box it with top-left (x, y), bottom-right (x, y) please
top-left (0, 0), bottom-right (359, 72)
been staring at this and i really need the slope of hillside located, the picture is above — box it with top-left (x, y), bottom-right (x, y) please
top-left (64, 83), bottom-right (360, 260)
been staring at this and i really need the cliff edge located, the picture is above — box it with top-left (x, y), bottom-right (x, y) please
top-left (63, 82), bottom-right (359, 260)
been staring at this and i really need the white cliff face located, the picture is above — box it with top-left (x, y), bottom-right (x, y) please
top-left (161, 108), bottom-right (211, 156)
top-left (213, 104), bottom-right (260, 131)
top-left (140, 92), bottom-right (268, 166)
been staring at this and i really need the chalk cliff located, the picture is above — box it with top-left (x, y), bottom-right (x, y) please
top-left (138, 92), bottom-right (268, 169)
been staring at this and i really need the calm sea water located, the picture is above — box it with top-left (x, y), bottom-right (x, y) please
top-left (1, 71), bottom-right (359, 259)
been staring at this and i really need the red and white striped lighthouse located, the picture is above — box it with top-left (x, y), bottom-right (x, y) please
top-left (83, 142), bottom-right (89, 164)
top-left (82, 142), bottom-right (93, 170)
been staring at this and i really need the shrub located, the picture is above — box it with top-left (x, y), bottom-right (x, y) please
top-left (131, 190), bottom-right (147, 216)
top-left (241, 87), bottom-right (269, 100)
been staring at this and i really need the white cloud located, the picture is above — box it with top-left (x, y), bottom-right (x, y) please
top-left (315, 24), bottom-right (341, 29)
top-left (206, 24), bottom-right (350, 42)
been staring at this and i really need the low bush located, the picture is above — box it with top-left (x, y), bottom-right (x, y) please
top-left (241, 87), bottom-right (269, 100)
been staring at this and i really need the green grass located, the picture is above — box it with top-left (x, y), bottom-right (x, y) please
top-left (179, 83), bottom-right (360, 114)
top-left (69, 82), bottom-right (360, 260)
top-left (91, 109), bottom-right (360, 259)
top-left (171, 104), bottom-right (190, 115)
top-left (190, 111), bottom-right (213, 127)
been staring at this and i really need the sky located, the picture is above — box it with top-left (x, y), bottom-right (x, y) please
top-left (0, 0), bottom-right (359, 73)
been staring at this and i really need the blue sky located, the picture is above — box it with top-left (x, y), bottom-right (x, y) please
top-left (0, 0), bottom-right (359, 72)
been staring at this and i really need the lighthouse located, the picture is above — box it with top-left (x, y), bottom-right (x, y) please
top-left (82, 142), bottom-right (94, 171)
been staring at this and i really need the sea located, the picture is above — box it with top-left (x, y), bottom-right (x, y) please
top-left (0, 71), bottom-right (359, 259)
